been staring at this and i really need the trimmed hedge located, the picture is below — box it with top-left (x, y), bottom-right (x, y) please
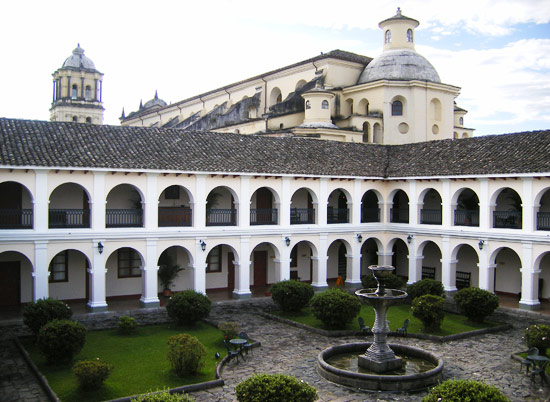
top-left (453, 287), bottom-right (499, 323)
top-left (73, 359), bottom-right (112, 390)
top-left (166, 334), bottom-right (206, 376)
top-left (131, 389), bottom-right (195, 402)
top-left (166, 290), bottom-right (211, 326)
top-left (411, 294), bottom-right (445, 332)
top-left (235, 373), bottom-right (317, 402)
top-left (117, 315), bottom-right (138, 335)
top-left (37, 319), bottom-right (86, 364)
top-left (422, 379), bottom-right (509, 402)
top-left (22, 298), bottom-right (73, 335)
top-left (524, 324), bottom-right (550, 357)
top-left (310, 288), bottom-right (361, 329)
top-left (406, 279), bottom-right (444, 301)
top-left (270, 280), bottom-right (314, 312)
top-left (361, 273), bottom-right (405, 290)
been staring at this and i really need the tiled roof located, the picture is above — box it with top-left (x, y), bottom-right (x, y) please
top-left (1, 118), bottom-right (549, 178)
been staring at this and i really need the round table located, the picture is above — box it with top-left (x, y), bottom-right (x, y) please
top-left (230, 338), bottom-right (247, 360)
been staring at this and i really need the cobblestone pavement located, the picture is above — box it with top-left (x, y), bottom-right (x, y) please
top-left (1, 299), bottom-right (549, 402)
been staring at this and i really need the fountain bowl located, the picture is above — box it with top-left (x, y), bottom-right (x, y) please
top-left (317, 342), bottom-right (443, 392)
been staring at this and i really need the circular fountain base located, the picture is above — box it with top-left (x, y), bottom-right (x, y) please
top-left (318, 342), bottom-right (443, 392)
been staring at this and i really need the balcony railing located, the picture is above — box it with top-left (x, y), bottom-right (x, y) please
top-left (158, 207), bottom-right (192, 227)
top-left (0, 209), bottom-right (33, 229)
top-left (454, 209), bottom-right (479, 227)
top-left (420, 209), bottom-right (442, 225)
top-left (361, 207), bottom-right (380, 223)
top-left (327, 208), bottom-right (349, 224)
top-left (206, 208), bottom-right (236, 226)
top-left (106, 209), bottom-right (143, 228)
top-left (537, 212), bottom-right (550, 230)
top-left (493, 210), bottom-right (522, 229)
top-left (250, 208), bottom-right (278, 225)
top-left (49, 209), bottom-right (90, 228)
top-left (390, 208), bottom-right (409, 223)
top-left (291, 208), bottom-right (315, 224)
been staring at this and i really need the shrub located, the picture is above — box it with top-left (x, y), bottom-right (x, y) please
top-left (453, 287), bottom-right (499, 323)
top-left (422, 379), bottom-right (510, 402)
top-left (37, 319), bottom-right (86, 364)
top-left (406, 279), bottom-right (444, 301)
top-left (218, 321), bottom-right (241, 340)
top-left (22, 298), bottom-right (73, 335)
top-left (270, 280), bottom-right (315, 312)
top-left (310, 288), bottom-right (361, 329)
top-left (117, 315), bottom-right (138, 335)
top-left (166, 290), bottom-right (211, 326)
top-left (131, 389), bottom-right (195, 402)
top-left (167, 334), bottom-right (206, 376)
top-left (361, 273), bottom-right (405, 290)
top-left (411, 294), bottom-right (445, 332)
top-left (73, 359), bottom-right (112, 390)
top-left (524, 324), bottom-right (550, 357)
top-left (235, 373), bottom-right (317, 402)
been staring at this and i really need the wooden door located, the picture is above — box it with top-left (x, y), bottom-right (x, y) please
top-left (256, 188), bottom-right (272, 224)
top-left (227, 252), bottom-right (235, 290)
top-left (253, 250), bottom-right (267, 287)
top-left (0, 261), bottom-right (20, 306)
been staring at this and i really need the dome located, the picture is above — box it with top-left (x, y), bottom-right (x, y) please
top-left (62, 44), bottom-right (97, 70)
top-left (143, 91), bottom-right (167, 109)
top-left (357, 49), bottom-right (440, 84)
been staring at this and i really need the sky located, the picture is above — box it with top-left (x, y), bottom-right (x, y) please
top-left (0, 0), bottom-right (549, 136)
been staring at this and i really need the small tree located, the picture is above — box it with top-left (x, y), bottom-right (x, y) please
top-left (117, 315), bottom-right (138, 335)
top-left (37, 319), bottom-right (87, 364)
top-left (235, 374), bottom-right (317, 402)
top-left (22, 298), bottom-right (73, 335)
top-left (406, 279), bottom-right (445, 301)
top-left (158, 255), bottom-right (184, 293)
top-left (270, 280), bottom-right (314, 312)
top-left (73, 359), bottom-right (113, 390)
top-left (453, 287), bottom-right (499, 323)
top-left (166, 290), bottom-right (211, 326)
top-left (411, 294), bottom-right (445, 332)
top-left (310, 288), bottom-right (361, 329)
top-left (167, 334), bottom-right (206, 377)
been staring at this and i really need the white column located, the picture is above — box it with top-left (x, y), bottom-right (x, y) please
top-left (440, 237), bottom-right (457, 292)
top-left (312, 233), bottom-right (328, 289)
top-left (193, 238), bottom-right (207, 294)
top-left (479, 178), bottom-right (490, 230)
top-left (377, 251), bottom-right (393, 266)
top-left (408, 180), bottom-right (417, 225)
top-left (352, 179), bottom-right (362, 225)
top-left (140, 238), bottom-right (160, 307)
top-left (239, 176), bottom-right (250, 228)
top-left (441, 179), bottom-right (451, 228)
top-left (34, 170), bottom-right (49, 232)
top-left (380, 201), bottom-right (390, 224)
top-left (478, 244), bottom-right (495, 292)
top-left (33, 241), bottom-right (49, 300)
top-left (233, 236), bottom-right (252, 298)
top-left (279, 236), bottom-right (291, 281)
top-left (519, 241), bottom-right (540, 310)
top-left (345, 240), bottom-right (362, 288)
top-left (407, 237), bottom-right (422, 284)
top-left (144, 174), bottom-right (158, 230)
top-left (280, 177), bottom-right (291, 227)
top-left (195, 174), bottom-right (207, 229)
top-left (92, 172), bottom-right (105, 229)
top-left (87, 239), bottom-right (108, 311)
top-left (318, 178), bottom-right (328, 226)
top-left (522, 178), bottom-right (534, 232)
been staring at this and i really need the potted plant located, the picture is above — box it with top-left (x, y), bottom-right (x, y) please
top-left (158, 256), bottom-right (184, 297)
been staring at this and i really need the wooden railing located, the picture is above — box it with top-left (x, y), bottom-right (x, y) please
top-left (327, 208), bottom-right (348, 224)
top-left (390, 208), bottom-right (409, 223)
top-left (537, 212), bottom-right (550, 230)
top-left (493, 210), bottom-right (522, 229)
top-left (361, 207), bottom-right (380, 223)
top-left (454, 209), bottom-right (479, 227)
top-left (0, 209), bottom-right (33, 229)
top-left (158, 207), bottom-right (192, 227)
top-left (106, 209), bottom-right (143, 228)
top-left (49, 209), bottom-right (90, 228)
top-left (291, 208), bottom-right (315, 224)
top-left (420, 209), bottom-right (442, 225)
top-left (250, 208), bottom-right (278, 225)
top-left (206, 209), bottom-right (237, 226)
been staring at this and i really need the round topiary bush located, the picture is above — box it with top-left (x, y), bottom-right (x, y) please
top-left (131, 389), bottom-right (195, 402)
top-left (453, 287), bottom-right (499, 323)
top-left (37, 319), bottom-right (87, 364)
top-left (310, 288), bottom-right (361, 329)
top-left (361, 273), bottom-right (405, 290)
top-left (524, 324), bottom-right (550, 357)
top-left (167, 334), bottom-right (206, 376)
top-left (270, 280), bottom-right (314, 312)
top-left (22, 298), bottom-right (73, 335)
top-left (117, 315), bottom-right (138, 335)
top-left (73, 359), bottom-right (113, 390)
top-left (166, 290), bottom-right (211, 326)
top-left (406, 279), bottom-right (445, 301)
top-left (422, 379), bottom-right (510, 402)
top-left (235, 373), bottom-right (317, 402)
top-left (411, 294), bottom-right (445, 332)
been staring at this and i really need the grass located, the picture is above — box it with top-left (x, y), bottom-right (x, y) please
top-left (272, 304), bottom-right (499, 336)
top-left (21, 322), bottom-right (225, 402)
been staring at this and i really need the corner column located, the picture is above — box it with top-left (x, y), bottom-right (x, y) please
top-left (33, 241), bottom-right (49, 300)
top-left (140, 238), bottom-right (160, 308)
top-left (233, 236), bottom-right (251, 299)
top-left (87, 239), bottom-right (108, 311)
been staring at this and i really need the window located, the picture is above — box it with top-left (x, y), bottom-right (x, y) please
top-left (305, 100), bottom-right (311, 109)
top-left (71, 84), bottom-right (78, 99)
top-left (85, 85), bottom-right (91, 100)
top-left (407, 29), bottom-right (413, 43)
top-left (72, 116), bottom-right (78, 122)
top-left (118, 248), bottom-right (141, 278)
top-left (459, 117), bottom-right (464, 125)
top-left (164, 185), bottom-right (180, 200)
top-left (276, 93), bottom-right (282, 103)
top-left (385, 30), bottom-right (391, 44)
top-left (85, 117), bottom-right (92, 124)
top-left (321, 100), bottom-right (329, 109)
top-left (206, 245), bottom-right (222, 273)
top-left (49, 251), bottom-right (68, 282)
top-left (392, 100), bottom-right (403, 116)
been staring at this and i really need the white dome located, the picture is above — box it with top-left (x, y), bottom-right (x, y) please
top-left (62, 44), bottom-right (97, 70)
top-left (357, 49), bottom-right (440, 84)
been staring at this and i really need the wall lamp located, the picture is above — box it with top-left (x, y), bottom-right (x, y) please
top-left (284, 236), bottom-right (291, 247)
top-left (200, 240), bottom-right (206, 252)
top-left (478, 240), bottom-right (485, 250)
top-left (98, 242), bottom-right (104, 254)
top-left (356, 234), bottom-right (363, 243)
top-left (407, 234), bottom-right (414, 244)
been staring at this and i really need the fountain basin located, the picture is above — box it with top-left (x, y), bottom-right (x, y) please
top-left (317, 342), bottom-right (443, 392)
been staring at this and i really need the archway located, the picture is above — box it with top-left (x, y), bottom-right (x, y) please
top-left (492, 247), bottom-right (522, 307)
top-left (0, 251), bottom-right (33, 306)
top-left (48, 249), bottom-right (90, 302)
top-left (106, 184), bottom-right (143, 228)
top-left (0, 181), bottom-right (33, 229)
top-left (158, 246), bottom-right (193, 294)
top-left (291, 188), bottom-right (316, 224)
top-left (105, 247), bottom-right (144, 300)
top-left (158, 185), bottom-right (193, 227)
top-left (206, 186), bottom-right (237, 226)
top-left (49, 183), bottom-right (90, 228)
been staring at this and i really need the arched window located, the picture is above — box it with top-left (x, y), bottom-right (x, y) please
top-left (407, 29), bottom-right (413, 43)
top-left (276, 93), bottom-right (282, 103)
top-left (305, 100), bottom-right (311, 109)
top-left (72, 116), bottom-right (78, 122)
top-left (86, 117), bottom-right (92, 124)
top-left (392, 100), bottom-right (403, 116)
top-left (279, 123), bottom-right (284, 129)
top-left (459, 117), bottom-right (464, 125)
top-left (321, 100), bottom-right (329, 109)
top-left (385, 30), bottom-right (391, 44)
top-left (71, 84), bottom-right (78, 99)
top-left (85, 85), bottom-right (91, 100)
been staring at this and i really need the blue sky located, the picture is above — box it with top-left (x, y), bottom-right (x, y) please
top-left (0, 0), bottom-right (549, 136)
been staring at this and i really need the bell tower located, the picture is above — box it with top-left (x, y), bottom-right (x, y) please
top-left (50, 44), bottom-right (104, 124)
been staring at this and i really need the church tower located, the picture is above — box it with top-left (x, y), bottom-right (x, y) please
top-left (50, 44), bottom-right (104, 124)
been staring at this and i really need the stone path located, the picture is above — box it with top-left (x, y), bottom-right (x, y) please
top-left (1, 299), bottom-right (549, 402)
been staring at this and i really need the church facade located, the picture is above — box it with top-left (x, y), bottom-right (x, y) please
top-left (0, 10), bottom-right (548, 312)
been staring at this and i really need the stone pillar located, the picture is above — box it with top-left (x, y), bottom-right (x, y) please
top-left (194, 174), bottom-right (206, 229)
top-left (408, 180), bottom-right (417, 225)
top-left (34, 170), bottom-right (49, 232)
top-left (441, 180), bottom-right (451, 228)
top-left (478, 245), bottom-right (495, 292)
top-left (280, 177), bottom-right (291, 227)
top-left (278, 236), bottom-right (291, 281)
top-left (312, 233), bottom-right (328, 289)
top-left (352, 179), bottom-right (362, 225)
top-left (87, 239), bottom-right (108, 311)
top-left (193, 239), bottom-right (207, 294)
top-left (522, 178), bottom-right (534, 232)
top-left (519, 242), bottom-right (540, 310)
top-left (345, 241), bottom-right (362, 289)
top-left (33, 241), bottom-right (49, 300)
top-left (318, 178), bottom-right (328, 226)
top-left (239, 176), bottom-right (250, 228)
top-left (234, 236), bottom-right (251, 299)
top-left (92, 172), bottom-right (105, 229)
top-left (140, 238), bottom-right (160, 308)
top-left (479, 178), bottom-right (490, 230)
top-left (380, 201), bottom-right (390, 224)
top-left (440, 237), bottom-right (457, 292)
top-left (407, 240), bottom-right (423, 284)
top-left (377, 251), bottom-right (393, 267)
top-left (144, 173), bottom-right (158, 230)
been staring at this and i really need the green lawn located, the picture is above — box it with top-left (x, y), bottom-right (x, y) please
top-left (21, 322), bottom-right (224, 402)
top-left (273, 304), bottom-right (498, 336)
